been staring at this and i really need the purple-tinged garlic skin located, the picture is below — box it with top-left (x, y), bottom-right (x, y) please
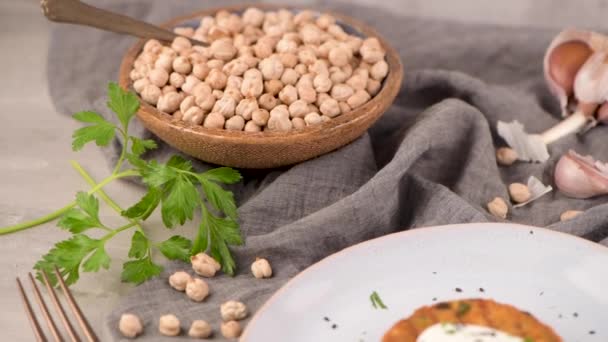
top-left (554, 150), bottom-right (608, 198)
top-left (543, 29), bottom-right (595, 115)
top-left (572, 51), bottom-right (608, 106)
top-left (598, 102), bottom-right (608, 123)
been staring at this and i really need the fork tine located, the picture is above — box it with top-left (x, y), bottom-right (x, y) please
top-left (41, 271), bottom-right (81, 342)
top-left (53, 267), bottom-right (99, 342)
top-left (28, 273), bottom-right (63, 342)
top-left (17, 277), bottom-right (48, 342)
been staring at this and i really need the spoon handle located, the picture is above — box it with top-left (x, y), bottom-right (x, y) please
top-left (40, 0), bottom-right (202, 45)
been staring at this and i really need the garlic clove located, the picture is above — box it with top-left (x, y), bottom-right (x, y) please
top-left (554, 150), bottom-right (608, 199)
top-left (597, 102), bottom-right (608, 123)
top-left (543, 29), bottom-right (594, 115)
top-left (572, 51), bottom-right (608, 106)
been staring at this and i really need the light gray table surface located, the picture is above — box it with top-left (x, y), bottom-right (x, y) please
top-left (2, 0), bottom-right (608, 340)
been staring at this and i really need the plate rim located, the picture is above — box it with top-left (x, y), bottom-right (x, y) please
top-left (241, 222), bottom-right (608, 340)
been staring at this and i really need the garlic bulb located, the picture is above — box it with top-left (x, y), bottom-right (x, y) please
top-left (554, 150), bottom-right (608, 198)
top-left (572, 50), bottom-right (608, 105)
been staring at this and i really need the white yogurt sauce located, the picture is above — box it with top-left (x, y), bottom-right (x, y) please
top-left (416, 323), bottom-right (525, 342)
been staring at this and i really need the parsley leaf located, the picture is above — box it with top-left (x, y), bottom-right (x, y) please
top-left (370, 291), bottom-right (388, 309)
top-left (200, 167), bottom-right (242, 184)
top-left (198, 178), bottom-right (238, 220)
top-left (130, 137), bottom-right (157, 156)
top-left (122, 187), bottom-right (161, 221)
top-left (161, 174), bottom-right (199, 228)
top-left (128, 231), bottom-right (149, 259)
top-left (34, 235), bottom-right (101, 286)
top-left (456, 302), bottom-right (471, 317)
top-left (71, 111), bottom-right (116, 151)
top-left (158, 235), bottom-right (192, 262)
top-left (107, 82), bottom-right (139, 130)
top-left (121, 257), bottom-right (162, 284)
top-left (81, 245), bottom-right (111, 272)
top-left (193, 210), bottom-right (242, 275)
top-left (57, 192), bottom-right (105, 233)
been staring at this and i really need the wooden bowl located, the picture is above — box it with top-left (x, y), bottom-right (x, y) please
top-left (119, 4), bottom-right (403, 169)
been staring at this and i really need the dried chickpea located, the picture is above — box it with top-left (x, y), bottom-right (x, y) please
top-left (186, 278), bottom-right (209, 302)
top-left (206, 69), bottom-right (228, 89)
top-left (191, 82), bottom-right (212, 101)
top-left (174, 26), bottom-right (194, 37)
top-left (180, 95), bottom-right (196, 113)
top-left (294, 10), bottom-right (314, 26)
top-left (139, 52), bottom-right (157, 65)
top-left (148, 68), bottom-right (169, 87)
top-left (281, 68), bottom-right (299, 85)
top-left (225, 115), bottom-right (245, 131)
top-left (276, 38), bottom-right (298, 54)
top-left (366, 79), bottom-right (382, 96)
top-left (171, 36), bottom-right (191, 53)
top-left (320, 98), bottom-right (341, 118)
top-left (162, 85), bottom-right (177, 95)
top-left (316, 13), bottom-right (336, 29)
top-left (210, 38), bottom-right (237, 61)
top-left (169, 271), bottom-right (192, 291)
top-left (267, 115), bottom-right (293, 131)
top-left (212, 89), bottom-right (224, 99)
top-left (226, 75), bottom-right (243, 90)
top-left (258, 94), bottom-right (277, 111)
top-left (317, 40), bottom-right (338, 59)
top-left (159, 314), bottom-right (181, 336)
top-left (183, 106), bottom-right (205, 125)
top-left (288, 100), bottom-right (309, 118)
top-left (292, 117), bottom-right (306, 129)
top-left (264, 79), bottom-right (284, 96)
top-left (297, 47), bottom-right (317, 66)
top-left (189, 320), bottom-right (212, 339)
top-left (218, 14), bottom-right (243, 34)
top-left (252, 109), bottom-right (270, 126)
top-left (133, 78), bottom-right (149, 93)
top-left (243, 7), bottom-right (265, 27)
top-left (239, 54), bottom-right (260, 68)
top-left (192, 63), bottom-right (210, 80)
top-left (253, 42), bottom-right (273, 59)
top-left (259, 56), bottom-right (284, 80)
top-left (141, 84), bottom-right (161, 105)
top-left (236, 98), bottom-right (258, 120)
top-left (339, 101), bottom-right (351, 113)
top-left (173, 110), bottom-right (183, 120)
top-left (347, 89), bottom-right (371, 108)
top-left (310, 59), bottom-right (330, 76)
top-left (181, 75), bottom-right (201, 94)
top-left (143, 39), bottom-right (162, 52)
top-left (304, 112), bottom-right (322, 125)
top-left (204, 112), bottom-right (226, 129)
top-left (212, 96), bottom-right (236, 118)
top-left (207, 59), bottom-right (225, 70)
top-left (560, 210), bottom-right (583, 221)
top-left (328, 24), bottom-right (348, 41)
top-left (307, 103), bottom-right (319, 113)
top-left (169, 72), bottom-right (185, 88)
top-left (346, 36), bottom-right (363, 53)
top-left (496, 147), bottom-right (518, 166)
top-left (360, 37), bottom-right (385, 64)
top-left (221, 321), bottom-right (242, 339)
top-left (330, 66), bottom-right (350, 84)
top-left (294, 63), bottom-right (308, 75)
top-left (223, 87), bottom-right (243, 102)
top-left (313, 74), bottom-right (332, 93)
top-left (328, 46), bottom-right (352, 67)
top-left (346, 68), bottom-right (369, 90)
top-left (320, 115), bottom-right (332, 123)
top-left (119, 313), bottom-right (143, 338)
top-left (187, 51), bottom-right (206, 64)
top-left (130, 69), bottom-right (145, 82)
top-left (298, 85), bottom-right (317, 104)
top-left (370, 60), bottom-right (389, 81)
top-left (157, 92), bottom-right (182, 113)
top-left (279, 84), bottom-right (298, 105)
top-left (172, 56), bottom-right (192, 74)
top-left (207, 26), bottom-right (231, 42)
top-left (331, 83), bottom-right (354, 101)
top-left (196, 93), bottom-right (216, 111)
top-left (244, 120), bottom-right (262, 132)
top-left (241, 77), bottom-right (264, 97)
top-left (223, 59), bottom-right (249, 76)
top-left (155, 54), bottom-right (173, 72)
top-left (300, 24), bottom-right (322, 45)
top-left (316, 93), bottom-right (331, 107)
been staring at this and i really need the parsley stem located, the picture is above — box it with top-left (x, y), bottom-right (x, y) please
top-left (111, 131), bottom-right (129, 175)
top-left (0, 169), bottom-right (138, 235)
top-left (70, 161), bottom-right (145, 233)
top-left (102, 221), bottom-right (137, 241)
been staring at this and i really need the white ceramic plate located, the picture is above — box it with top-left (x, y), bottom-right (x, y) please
top-left (242, 223), bottom-right (608, 342)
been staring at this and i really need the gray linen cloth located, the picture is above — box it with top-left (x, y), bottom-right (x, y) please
top-left (47, 0), bottom-right (608, 340)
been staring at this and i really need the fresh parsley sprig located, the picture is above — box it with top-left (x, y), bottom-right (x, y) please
top-left (1, 83), bottom-right (242, 286)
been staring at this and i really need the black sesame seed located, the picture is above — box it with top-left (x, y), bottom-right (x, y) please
top-left (436, 302), bottom-right (451, 309)
top-left (558, 314), bottom-right (563, 319)
top-left (432, 297), bottom-right (437, 301)
top-left (573, 312), bottom-right (579, 318)
top-left (455, 287), bottom-right (462, 293)
top-left (539, 291), bottom-right (544, 296)
top-left (331, 324), bottom-right (338, 329)
top-left (530, 230), bottom-right (534, 235)
top-left (479, 287), bottom-right (485, 293)
top-left (324, 316), bottom-right (330, 322)
top-left (589, 330), bottom-right (595, 335)
top-left (432, 271), bottom-right (437, 275)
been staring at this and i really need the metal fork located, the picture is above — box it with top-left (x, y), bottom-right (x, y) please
top-left (16, 267), bottom-right (99, 342)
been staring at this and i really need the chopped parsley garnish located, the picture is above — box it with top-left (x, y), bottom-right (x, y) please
top-left (456, 302), bottom-right (471, 317)
top-left (370, 291), bottom-right (388, 309)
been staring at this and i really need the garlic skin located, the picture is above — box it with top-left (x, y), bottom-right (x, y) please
top-left (554, 150), bottom-right (608, 199)
top-left (572, 51), bottom-right (608, 106)
top-left (543, 29), bottom-right (594, 115)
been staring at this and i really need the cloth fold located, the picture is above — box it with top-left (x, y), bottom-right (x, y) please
top-left (47, 1), bottom-right (608, 340)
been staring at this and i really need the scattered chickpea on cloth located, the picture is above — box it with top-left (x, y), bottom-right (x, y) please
top-left (129, 7), bottom-right (389, 132)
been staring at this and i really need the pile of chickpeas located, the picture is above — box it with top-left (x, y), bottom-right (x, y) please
top-left (130, 8), bottom-right (389, 132)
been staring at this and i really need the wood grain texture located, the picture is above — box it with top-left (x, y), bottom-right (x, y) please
top-left (118, 4), bottom-right (404, 169)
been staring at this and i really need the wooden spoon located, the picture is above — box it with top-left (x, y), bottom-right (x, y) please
top-left (40, 0), bottom-right (206, 45)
